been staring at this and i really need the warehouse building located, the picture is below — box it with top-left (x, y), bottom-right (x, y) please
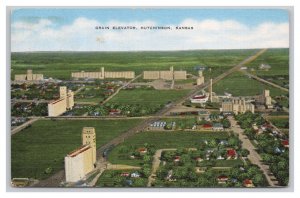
top-left (143, 66), bottom-right (186, 80)
top-left (14, 69), bottom-right (43, 81)
top-left (196, 71), bottom-right (205, 85)
top-left (65, 127), bottom-right (96, 183)
top-left (71, 67), bottom-right (135, 79)
top-left (220, 98), bottom-right (255, 114)
top-left (48, 86), bottom-right (74, 116)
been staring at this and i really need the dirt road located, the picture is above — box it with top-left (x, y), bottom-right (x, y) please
top-left (147, 148), bottom-right (176, 187)
top-left (227, 116), bottom-right (279, 187)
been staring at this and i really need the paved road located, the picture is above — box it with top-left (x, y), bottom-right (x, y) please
top-left (241, 70), bottom-right (289, 92)
top-left (74, 86), bottom-right (84, 95)
top-left (75, 101), bottom-right (98, 105)
top-left (227, 116), bottom-right (279, 187)
top-left (101, 74), bottom-right (142, 105)
top-left (33, 114), bottom-right (205, 121)
top-left (147, 148), bottom-right (176, 187)
top-left (11, 118), bottom-right (39, 135)
top-left (11, 99), bottom-right (50, 104)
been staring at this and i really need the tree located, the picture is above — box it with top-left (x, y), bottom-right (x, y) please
top-left (228, 137), bottom-right (239, 147)
top-left (156, 167), bottom-right (169, 180)
top-left (229, 168), bottom-right (241, 178)
top-left (208, 139), bottom-right (218, 148)
top-left (143, 155), bottom-right (151, 163)
top-left (247, 166), bottom-right (260, 178)
top-left (221, 119), bottom-right (231, 128)
top-left (277, 160), bottom-right (288, 170)
top-left (141, 165), bottom-right (151, 177)
top-left (252, 173), bottom-right (265, 186)
top-left (277, 170), bottom-right (288, 185)
top-left (261, 153), bottom-right (274, 164)
top-left (240, 149), bottom-right (250, 157)
top-left (161, 151), bottom-right (175, 162)
top-left (180, 154), bottom-right (191, 165)
top-left (133, 178), bottom-right (145, 187)
top-left (118, 145), bottom-right (129, 154)
top-left (244, 128), bottom-right (256, 140)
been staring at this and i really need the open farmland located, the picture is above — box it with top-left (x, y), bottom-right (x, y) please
top-left (245, 48), bottom-right (289, 88)
top-left (11, 49), bottom-right (259, 80)
top-left (213, 71), bottom-right (287, 97)
top-left (11, 119), bottom-right (142, 180)
top-left (245, 48), bottom-right (289, 76)
top-left (109, 89), bottom-right (190, 106)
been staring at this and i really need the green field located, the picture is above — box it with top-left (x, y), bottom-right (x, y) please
top-left (11, 119), bottom-right (142, 180)
top-left (108, 131), bottom-right (229, 166)
top-left (109, 89), bottom-right (190, 106)
top-left (245, 48), bottom-right (289, 76)
top-left (75, 85), bottom-right (105, 103)
top-left (213, 71), bottom-right (287, 97)
top-left (11, 49), bottom-right (260, 80)
top-left (268, 117), bottom-right (289, 129)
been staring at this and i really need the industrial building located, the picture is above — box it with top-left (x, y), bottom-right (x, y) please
top-left (48, 86), bottom-right (74, 116)
top-left (143, 66), bottom-right (186, 80)
top-left (196, 71), bottom-right (205, 85)
top-left (256, 90), bottom-right (273, 109)
top-left (65, 127), bottom-right (96, 183)
top-left (14, 69), bottom-right (43, 81)
top-left (220, 97), bottom-right (255, 114)
top-left (71, 67), bottom-right (135, 79)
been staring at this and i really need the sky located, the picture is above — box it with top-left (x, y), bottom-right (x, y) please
top-left (11, 8), bottom-right (290, 52)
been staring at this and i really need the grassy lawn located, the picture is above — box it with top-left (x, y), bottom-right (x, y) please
top-left (75, 85), bottom-right (105, 103)
top-left (213, 71), bottom-right (287, 97)
top-left (11, 119), bottom-right (142, 180)
top-left (11, 49), bottom-right (258, 80)
top-left (108, 131), bottom-right (229, 166)
top-left (268, 117), bottom-right (289, 129)
top-left (109, 89), bottom-right (190, 106)
top-left (175, 78), bottom-right (196, 84)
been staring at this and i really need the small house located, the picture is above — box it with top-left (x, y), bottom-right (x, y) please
top-left (138, 147), bottom-right (148, 154)
top-left (109, 109), bottom-right (121, 116)
top-left (195, 157), bottom-right (203, 162)
top-left (120, 172), bottom-right (130, 177)
top-left (213, 123), bottom-right (224, 131)
top-left (281, 140), bottom-right (289, 148)
top-left (202, 123), bottom-right (213, 130)
top-left (217, 175), bottom-right (228, 184)
top-left (227, 149), bottom-right (237, 160)
top-left (131, 172), bottom-right (140, 178)
top-left (243, 179), bottom-right (255, 187)
top-left (174, 156), bottom-right (181, 162)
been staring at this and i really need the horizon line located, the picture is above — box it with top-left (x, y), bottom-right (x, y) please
top-left (11, 47), bottom-right (289, 53)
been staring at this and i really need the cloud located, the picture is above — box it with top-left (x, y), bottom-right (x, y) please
top-left (11, 17), bottom-right (289, 52)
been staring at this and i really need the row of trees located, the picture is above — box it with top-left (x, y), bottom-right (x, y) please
top-left (87, 103), bottom-right (164, 117)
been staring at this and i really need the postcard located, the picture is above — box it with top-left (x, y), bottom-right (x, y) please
top-left (10, 8), bottom-right (290, 188)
